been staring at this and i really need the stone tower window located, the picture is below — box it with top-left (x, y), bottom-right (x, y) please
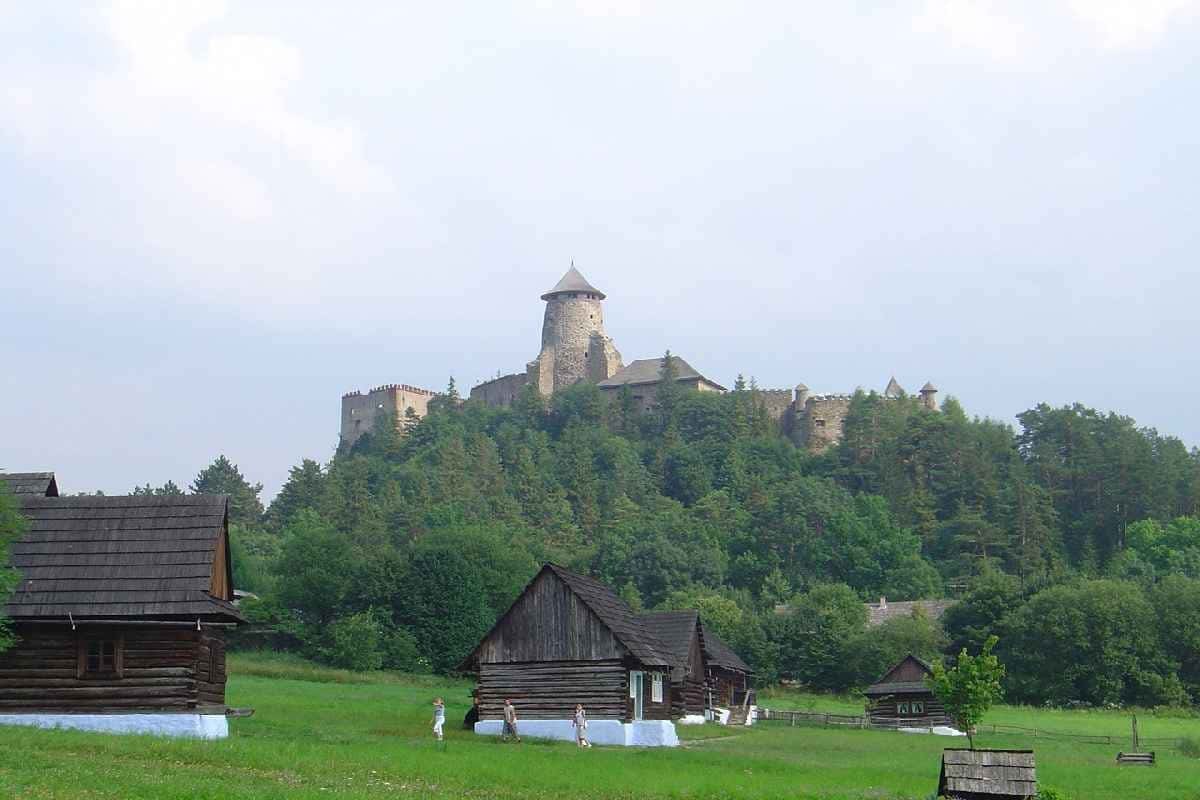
top-left (815, 419), bottom-right (826, 428)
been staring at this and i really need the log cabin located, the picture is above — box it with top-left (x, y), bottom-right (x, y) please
top-left (639, 610), bottom-right (706, 721)
top-left (864, 654), bottom-right (948, 728)
top-left (700, 622), bottom-right (753, 714)
top-left (0, 479), bottom-right (244, 738)
top-left (458, 563), bottom-right (683, 746)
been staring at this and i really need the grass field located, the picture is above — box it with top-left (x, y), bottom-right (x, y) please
top-left (0, 654), bottom-right (1196, 800)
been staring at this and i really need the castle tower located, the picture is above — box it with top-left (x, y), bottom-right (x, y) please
top-left (529, 264), bottom-right (623, 394)
top-left (920, 381), bottom-right (938, 410)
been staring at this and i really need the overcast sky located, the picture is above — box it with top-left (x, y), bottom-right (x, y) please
top-left (2, 1), bottom-right (1197, 500)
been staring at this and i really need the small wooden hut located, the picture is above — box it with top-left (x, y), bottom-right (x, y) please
top-left (864, 654), bottom-right (947, 728)
top-left (700, 623), bottom-right (752, 709)
top-left (639, 610), bottom-right (706, 718)
top-left (0, 490), bottom-right (244, 737)
top-left (937, 749), bottom-right (1037, 799)
top-left (459, 564), bottom-right (679, 724)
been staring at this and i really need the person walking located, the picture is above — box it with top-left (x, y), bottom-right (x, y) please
top-left (431, 697), bottom-right (445, 743)
top-left (502, 698), bottom-right (521, 742)
top-left (573, 703), bottom-right (591, 748)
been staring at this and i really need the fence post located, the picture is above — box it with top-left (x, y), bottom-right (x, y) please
top-left (791, 712), bottom-right (795, 727)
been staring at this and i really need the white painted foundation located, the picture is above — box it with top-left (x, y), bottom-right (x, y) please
top-left (474, 718), bottom-right (679, 747)
top-left (0, 713), bottom-right (230, 739)
top-left (678, 714), bottom-right (707, 725)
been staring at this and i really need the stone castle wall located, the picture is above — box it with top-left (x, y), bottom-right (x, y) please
top-left (341, 383), bottom-right (435, 446)
top-left (794, 395), bottom-right (853, 452)
top-left (470, 371), bottom-right (530, 408)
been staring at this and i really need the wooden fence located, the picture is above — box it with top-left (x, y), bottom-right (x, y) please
top-left (756, 708), bottom-right (1185, 748)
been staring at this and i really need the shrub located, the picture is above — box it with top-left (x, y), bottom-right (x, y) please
top-left (381, 625), bottom-right (429, 673)
top-left (322, 610), bottom-right (384, 672)
top-left (1036, 789), bottom-right (1070, 800)
top-left (1180, 736), bottom-right (1200, 759)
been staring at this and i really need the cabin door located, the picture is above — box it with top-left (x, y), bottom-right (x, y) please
top-left (630, 670), bottom-right (644, 721)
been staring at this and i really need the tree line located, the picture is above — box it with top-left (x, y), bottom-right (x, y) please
top-left (13, 358), bottom-right (1199, 706)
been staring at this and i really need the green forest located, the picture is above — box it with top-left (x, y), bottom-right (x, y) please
top-left (70, 362), bottom-right (1200, 709)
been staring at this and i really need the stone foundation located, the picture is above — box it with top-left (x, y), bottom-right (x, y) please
top-left (473, 718), bottom-right (679, 747)
top-left (0, 713), bottom-right (229, 739)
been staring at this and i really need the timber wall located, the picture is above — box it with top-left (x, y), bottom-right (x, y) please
top-left (478, 659), bottom-right (627, 720)
top-left (474, 570), bottom-right (626, 663)
top-left (0, 623), bottom-right (227, 712)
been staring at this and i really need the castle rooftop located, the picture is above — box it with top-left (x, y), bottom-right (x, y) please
top-left (541, 265), bottom-right (605, 300)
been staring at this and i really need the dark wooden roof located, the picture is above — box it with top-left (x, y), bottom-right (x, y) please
top-left (541, 265), bottom-right (605, 300)
top-left (0, 472), bottom-right (59, 497)
top-left (939, 749), bottom-right (1037, 798)
top-left (865, 654), bottom-right (935, 696)
top-left (545, 565), bottom-right (679, 668)
top-left (700, 623), bottom-right (752, 674)
top-left (639, 610), bottom-right (699, 665)
top-left (597, 356), bottom-right (727, 392)
top-left (6, 495), bottom-right (242, 622)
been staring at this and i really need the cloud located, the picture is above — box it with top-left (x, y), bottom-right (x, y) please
top-left (93, 0), bottom-right (385, 195)
top-left (1068, 0), bottom-right (1200, 50)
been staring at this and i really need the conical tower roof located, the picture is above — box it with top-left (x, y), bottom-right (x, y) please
top-left (541, 264), bottom-right (605, 300)
top-left (884, 376), bottom-right (906, 398)
top-left (920, 381), bottom-right (937, 393)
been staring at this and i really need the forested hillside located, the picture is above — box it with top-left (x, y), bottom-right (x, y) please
top-left (137, 368), bottom-right (1200, 708)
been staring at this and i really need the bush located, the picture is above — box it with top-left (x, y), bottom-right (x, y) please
top-left (381, 625), bottom-right (429, 673)
top-left (1037, 789), bottom-right (1070, 800)
top-left (322, 610), bottom-right (384, 672)
top-left (1180, 736), bottom-right (1200, 759)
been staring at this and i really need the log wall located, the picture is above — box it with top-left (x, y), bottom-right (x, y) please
top-left (866, 691), bottom-right (947, 727)
top-left (0, 623), bottom-right (228, 712)
top-left (478, 659), bottom-right (627, 720)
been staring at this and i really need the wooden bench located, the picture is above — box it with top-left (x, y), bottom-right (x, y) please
top-left (1116, 751), bottom-right (1155, 766)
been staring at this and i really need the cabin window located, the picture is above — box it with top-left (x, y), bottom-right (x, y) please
top-left (78, 637), bottom-right (122, 678)
top-left (651, 672), bottom-right (664, 703)
top-left (912, 701), bottom-right (924, 714)
top-left (897, 701), bottom-right (910, 715)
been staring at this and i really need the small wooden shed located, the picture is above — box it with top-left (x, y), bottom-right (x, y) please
top-left (0, 492), bottom-right (244, 726)
top-left (938, 749), bottom-right (1037, 799)
top-left (458, 564), bottom-right (680, 723)
top-left (700, 623), bottom-right (752, 709)
top-left (639, 610), bottom-right (706, 718)
top-left (864, 653), bottom-right (947, 727)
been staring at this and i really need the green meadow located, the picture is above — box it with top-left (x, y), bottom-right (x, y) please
top-left (0, 654), bottom-right (1195, 800)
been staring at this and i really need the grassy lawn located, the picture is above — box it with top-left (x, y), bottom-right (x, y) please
top-left (0, 656), bottom-right (1195, 799)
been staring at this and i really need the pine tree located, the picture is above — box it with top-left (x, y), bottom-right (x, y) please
top-left (190, 455), bottom-right (264, 525)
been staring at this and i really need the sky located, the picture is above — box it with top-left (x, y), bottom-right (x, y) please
top-left (1, 1), bottom-right (1198, 500)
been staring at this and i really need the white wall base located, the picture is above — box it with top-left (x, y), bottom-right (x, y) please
top-left (0, 713), bottom-right (229, 739)
top-left (474, 718), bottom-right (679, 747)
top-left (678, 714), bottom-right (707, 725)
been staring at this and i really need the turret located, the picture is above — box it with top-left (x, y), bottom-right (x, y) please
top-left (533, 264), bottom-right (623, 393)
top-left (884, 376), bottom-right (906, 399)
top-left (795, 383), bottom-right (810, 408)
top-left (920, 381), bottom-right (938, 411)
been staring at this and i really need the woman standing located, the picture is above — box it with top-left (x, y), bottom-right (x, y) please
top-left (573, 704), bottom-right (591, 748)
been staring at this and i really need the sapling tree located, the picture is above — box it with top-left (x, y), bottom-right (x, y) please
top-left (927, 635), bottom-right (1005, 748)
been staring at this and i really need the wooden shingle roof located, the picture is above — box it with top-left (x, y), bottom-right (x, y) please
top-left (544, 564), bottom-right (680, 668)
top-left (938, 749), bottom-right (1037, 798)
top-left (541, 265), bottom-right (605, 300)
top-left (639, 610), bottom-right (699, 665)
top-left (700, 624), bottom-right (752, 674)
top-left (865, 653), bottom-right (935, 696)
top-left (6, 494), bottom-right (242, 622)
top-left (0, 472), bottom-right (59, 497)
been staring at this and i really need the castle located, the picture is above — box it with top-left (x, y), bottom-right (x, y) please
top-left (340, 265), bottom-right (939, 451)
